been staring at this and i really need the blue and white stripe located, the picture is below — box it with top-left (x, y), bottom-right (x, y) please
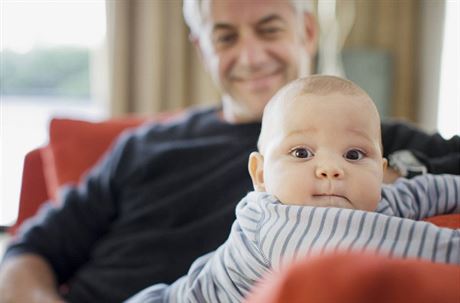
top-left (126, 174), bottom-right (460, 303)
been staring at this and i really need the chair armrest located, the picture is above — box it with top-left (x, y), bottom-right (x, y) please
top-left (8, 148), bottom-right (51, 235)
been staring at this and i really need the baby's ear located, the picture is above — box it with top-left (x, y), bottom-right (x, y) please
top-left (248, 152), bottom-right (266, 192)
top-left (382, 158), bottom-right (388, 183)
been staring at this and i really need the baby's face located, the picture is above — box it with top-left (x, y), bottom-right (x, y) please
top-left (258, 93), bottom-right (386, 211)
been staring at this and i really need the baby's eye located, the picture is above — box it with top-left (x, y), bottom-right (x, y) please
top-left (290, 147), bottom-right (314, 159)
top-left (344, 149), bottom-right (365, 161)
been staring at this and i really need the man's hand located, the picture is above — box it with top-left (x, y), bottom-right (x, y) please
top-left (0, 254), bottom-right (66, 303)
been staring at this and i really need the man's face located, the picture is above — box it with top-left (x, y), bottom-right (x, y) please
top-left (259, 94), bottom-right (386, 211)
top-left (198, 0), bottom-right (314, 123)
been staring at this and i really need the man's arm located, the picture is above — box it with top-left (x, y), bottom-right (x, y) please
top-left (0, 131), bottom-right (136, 301)
top-left (382, 120), bottom-right (460, 175)
top-left (0, 254), bottom-right (66, 303)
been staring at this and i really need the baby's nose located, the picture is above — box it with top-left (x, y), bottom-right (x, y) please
top-left (315, 163), bottom-right (344, 179)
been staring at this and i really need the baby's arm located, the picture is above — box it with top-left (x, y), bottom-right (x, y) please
top-left (255, 194), bottom-right (459, 266)
top-left (378, 174), bottom-right (460, 220)
top-left (125, 192), bottom-right (269, 303)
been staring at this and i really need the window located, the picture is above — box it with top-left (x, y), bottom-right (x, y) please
top-left (1, 0), bottom-right (108, 226)
top-left (438, 1), bottom-right (460, 138)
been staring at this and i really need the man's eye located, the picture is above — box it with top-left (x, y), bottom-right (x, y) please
top-left (344, 149), bottom-right (365, 161)
top-left (214, 33), bottom-right (237, 46)
top-left (290, 148), bottom-right (314, 159)
top-left (259, 27), bottom-right (282, 38)
top-left (260, 27), bottom-right (280, 34)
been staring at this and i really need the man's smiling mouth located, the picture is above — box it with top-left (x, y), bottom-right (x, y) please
top-left (231, 66), bottom-right (283, 83)
top-left (232, 70), bottom-right (283, 93)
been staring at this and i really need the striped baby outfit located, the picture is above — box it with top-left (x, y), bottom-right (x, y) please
top-left (126, 174), bottom-right (460, 303)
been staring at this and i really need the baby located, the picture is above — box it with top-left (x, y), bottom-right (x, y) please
top-left (250, 73), bottom-right (386, 211)
top-left (127, 75), bottom-right (459, 303)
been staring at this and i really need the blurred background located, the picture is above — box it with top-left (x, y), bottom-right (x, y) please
top-left (1, 0), bottom-right (459, 227)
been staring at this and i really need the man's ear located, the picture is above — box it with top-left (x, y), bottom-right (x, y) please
top-left (303, 12), bottom-right (318, 57)
top-left (190, 34), bottom-right (214, 74)
top-left (190, 35), bottom-right (206, 65)
top-left (248, 152), bottom-right (266, 192)
top-left (382, 158), bottom-right (388, 173)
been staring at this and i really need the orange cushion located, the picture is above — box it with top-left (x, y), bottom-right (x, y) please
top-left (42, 117), bottom-right (147, 201)
top-left (245, 253), bottom-right (460, 303)
top-left (424, 214), bottom-right (460, 229)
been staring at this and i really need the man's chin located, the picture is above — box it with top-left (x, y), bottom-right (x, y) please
top-left (241, 93), bottom-right (275, 114)
top-left (223, 83), bottom-right (285, 120)
top-left (237, 85), bottom-right (281, 104)
top-left (243, 75), bottom-right (285, 95)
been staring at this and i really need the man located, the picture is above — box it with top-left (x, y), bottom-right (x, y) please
top-left (0, 1), bottom-right (458, 302)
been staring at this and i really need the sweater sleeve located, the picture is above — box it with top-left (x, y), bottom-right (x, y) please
top-left (381, 120), bottom-right (460, 175)
top-left (2, 130), bottom-right (135, 284)
top-left (378, 174), bottom-right (460, 220)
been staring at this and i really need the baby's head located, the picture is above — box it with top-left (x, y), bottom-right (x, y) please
top-left (249, 75), bottom-right (387, 211)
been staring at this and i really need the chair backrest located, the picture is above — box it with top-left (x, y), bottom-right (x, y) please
top-left (43, 117), bottom-right (148, 201)
top-left (9, 112), bottom-right (182, 235)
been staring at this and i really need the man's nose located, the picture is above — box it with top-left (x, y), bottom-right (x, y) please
top-left (315, 161), bottom-right (344, 180)
top-left (237, 34), bottom-right (268, 67)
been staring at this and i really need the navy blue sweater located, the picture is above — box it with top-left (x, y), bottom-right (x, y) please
top-left (4, 107), bottom-right (459, 302)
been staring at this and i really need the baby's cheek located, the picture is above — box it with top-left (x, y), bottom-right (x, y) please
top-left (281, 179), bottom-right (313, 205)
top-left (365, 186), bottom-right (382, 211)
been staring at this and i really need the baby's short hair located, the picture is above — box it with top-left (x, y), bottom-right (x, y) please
top-left (272, 75), bottom-right (368, 104)
top-left (258, 75), bottom-right (378, 153)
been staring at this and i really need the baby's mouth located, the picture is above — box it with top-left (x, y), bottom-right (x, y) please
top-left (312, 194), bottom-right (351, 205)
top-left (314, 194), bottom-right (347, 199)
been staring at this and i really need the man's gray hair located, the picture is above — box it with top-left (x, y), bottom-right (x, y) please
top-left (183, 0), bottom-right (313, 37)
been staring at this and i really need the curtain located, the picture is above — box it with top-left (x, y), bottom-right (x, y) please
top-left (345, 0), bottom-right (418, 121)
top-left (106, 0), bottom-right (219, 116)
